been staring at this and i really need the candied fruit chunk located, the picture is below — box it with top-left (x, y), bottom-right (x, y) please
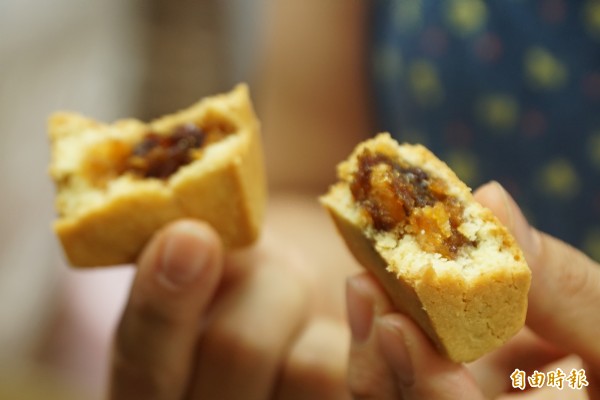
top-left (127, 123), bottom-right (205, 179)
top-left (409, 203), bottom-right (454, 258)
top-left (363, 164), bottom-right (407, 230)
top-left (350, 149), bottom-right (474, 259)
top-left (350, 150), bottom-right (437, 230)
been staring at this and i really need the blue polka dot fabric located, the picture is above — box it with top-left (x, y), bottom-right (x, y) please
top-left (370, 0), bottom-right (600, 261)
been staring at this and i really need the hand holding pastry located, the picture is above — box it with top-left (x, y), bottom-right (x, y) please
top-left (109, 218), bottom-right (354, 400)
top-left (322, 134), bottom-right (531, 363)
top-left (345, 181), bottom-right (600, 399)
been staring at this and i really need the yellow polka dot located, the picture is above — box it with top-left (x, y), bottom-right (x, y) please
top-left (373, 45), bottom-right (403, 82)
top-left (444, 150), bottom-right (480, 186)
top-left (584, 0), bottom-right (600, 40)
top-left (392, 0), bottom-right (423, 32)
top-left (408, 60), bottom-right (444, 107)
top-left (537, 158), bottom-right (581, 199)
top-left (524, 47), bottom-right (568, 90)
top-left (582, 228), bottom-right (600, 262)
top-left (445, 0), bottom-right (488, 36)
top-left (587, 131), bottom-right (600, 169)
top-left (476, 94), bottom-right (519, 131)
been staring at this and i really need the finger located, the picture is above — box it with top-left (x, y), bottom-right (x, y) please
top-left (110, 220), bottom-right (223, 400)
top-left (376, 314), bottom-right (486, 400)
top-left (274, 318), bottom-right (350, 400)
top-left (473, 182), bottom-right (538, 261)
top-left (468, 327), bottom-right (568, 398)
top-left (475, 182), bottom-right (600, 374)
top-left (187, 248), bottom-right (310, 400)
top-left (346, 273), bottom-right (486, 400)
top-left (346, 273), bottom-right (399, 399)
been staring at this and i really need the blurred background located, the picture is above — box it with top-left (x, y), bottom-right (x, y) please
top-left (0, 1), bottom-right (264, 398)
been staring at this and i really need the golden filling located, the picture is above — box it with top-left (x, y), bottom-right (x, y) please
top-left (82, 118), bottom-right (236, 186)
top-left (350, 150), bottom-right (475, 259)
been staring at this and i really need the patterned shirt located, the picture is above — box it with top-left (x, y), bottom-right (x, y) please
top-left (370, 0), bottom-right (600, 261)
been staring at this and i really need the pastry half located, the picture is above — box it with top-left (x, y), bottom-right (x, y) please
top-left (321, 133), bottom-right (530, 362)
top-left (49, 84), bottom-right (266, 267)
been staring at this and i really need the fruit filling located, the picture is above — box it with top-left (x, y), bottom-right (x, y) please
top-left (350, 150), bottom-right (475, 259)
top-left (82, 117), bottom-right (236, 185)
top-left (126, 123), bottom-right (205, 179)
top-left (127, 119), bottom-right (236, 179)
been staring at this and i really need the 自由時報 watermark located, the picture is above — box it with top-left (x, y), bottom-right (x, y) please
top-left (510, 368), bottom-right (588, 390)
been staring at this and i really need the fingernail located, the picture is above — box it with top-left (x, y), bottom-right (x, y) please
top-left (158, 222), bottom-right (212, 290)
top-left (346, 277), bottom-right (374, 343)
top-left (493, 181), bottom-right (542, 259)
top-left (377, 316), bottom-right (414, 386)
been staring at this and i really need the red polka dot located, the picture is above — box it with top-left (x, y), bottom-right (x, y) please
top-left (521, 109), bottom-right (547, 137)
top-left (444, 121), bottom-right (473, 146)
top-left (420, 27), bottom-right (449, 58)
top-left (474, 33), bottom-right (503, 63)
top-left (539, 0), bottom-right (567, 24)
top-left (582, 73), bottom-right (600, 99)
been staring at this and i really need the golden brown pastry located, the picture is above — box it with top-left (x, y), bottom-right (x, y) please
top-left (49, 84), bottom-right (266, 267)
top-left (321, 133), bottom-right (531, 362)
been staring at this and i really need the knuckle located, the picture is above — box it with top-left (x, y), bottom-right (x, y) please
top-left (284, 350), bottom-right (345, 396)
top-left (112, 299), bottom-right (181, 368)
top-left (558, 261), bottom-right (591, 298)
top-left (204, 314), bottom-right (276, 365)
top-left (111, 349), bottom-right (162, 394)
top-left (199, 283), bottom-right (308, 370)
top-left (346, 360), bottom-right (377, 399)
top-left (347, 368), bottom-right (380, 399)
top-left (111, 340), bottom-right (175, 399)
top-left (111, 320), bottom-right (184, 398)
top-left (201, 328), bottom-right (270, 373)
top-left (284, 322), bottom-right (348, 391)
top-left (536, 235), bottom-right (600, 304)
top-left (129, 288), bottom-right (187, 329)
top-left (553, 249), bottom-right (598, 301)
top-left (133, 296), bottom-right (172, 326)
top-left (112, 313), bottom-right (149, 370)
top-left (347, 345), bottom-right (396, 399)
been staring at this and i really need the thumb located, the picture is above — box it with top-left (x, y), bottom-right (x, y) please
top-left (346, 273), bottom-right (485, 400)
top-left (475, 182), bottom-right (600, 371)
top-left (375, 314), bottom-right (486, 400)
top-left (110, 220), bottom-right (224, 399)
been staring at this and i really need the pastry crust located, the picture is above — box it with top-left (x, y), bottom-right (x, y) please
top-left (321, 133), bottom-right (531, 362)
top-left (49, 84), bottom-right (266, 267)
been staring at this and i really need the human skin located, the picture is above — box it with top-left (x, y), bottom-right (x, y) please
top-left (346, 182), bottom-right (600, 399)
top-left (108, 194), bottom-right (361, 400)
top-left (108, 0), bottom-right (600, 397)
top-left (108, 182), bottom-right (599, 399)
